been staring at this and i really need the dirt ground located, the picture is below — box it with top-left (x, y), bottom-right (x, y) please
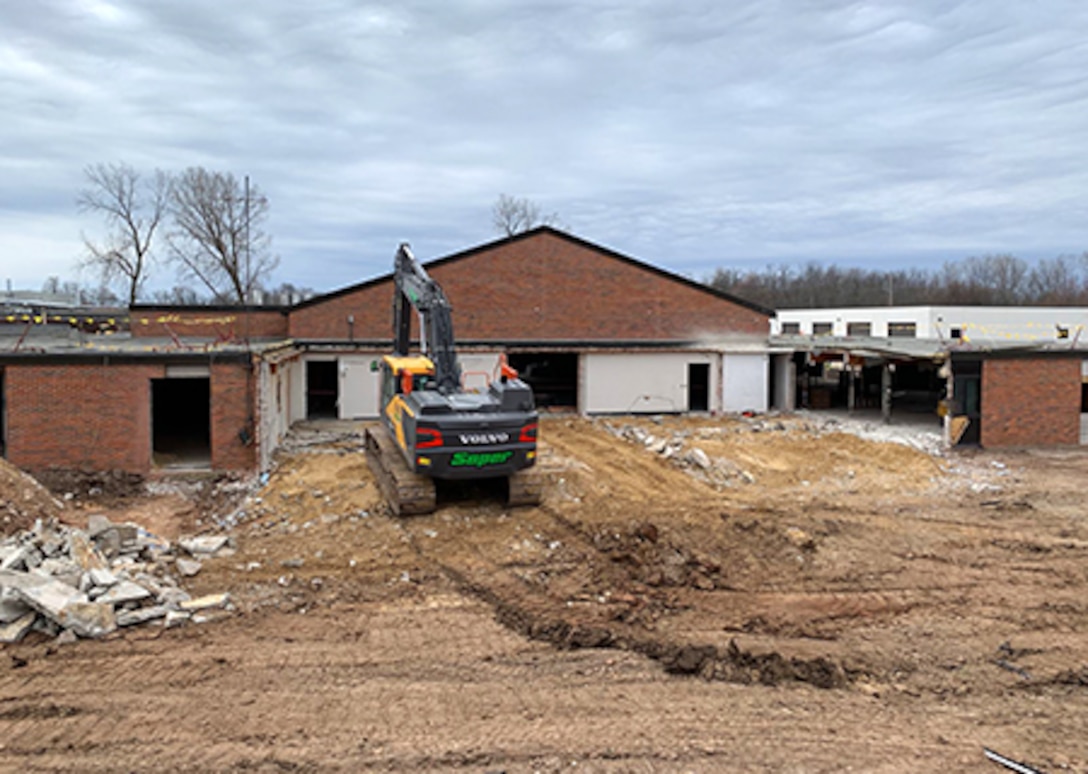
top-left (3, 414), bottom-right (1088, 772)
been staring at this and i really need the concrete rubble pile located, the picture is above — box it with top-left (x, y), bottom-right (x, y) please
top-left (0, 515), bottom-right (233, 644)
top-left (604, 421), bottom-right (758, 487)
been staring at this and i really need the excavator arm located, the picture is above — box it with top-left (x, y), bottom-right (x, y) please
top-left (393, 244), bottom-right (461, 394)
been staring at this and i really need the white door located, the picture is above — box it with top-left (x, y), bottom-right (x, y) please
top-left (339, 356), bottom-right (382, 419)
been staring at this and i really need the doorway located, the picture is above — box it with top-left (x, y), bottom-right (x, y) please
top-left (952, 361), bottom-right (982, 446)
top-left (508, 353), bottom-right (578, 409)
top-left (688, 363), bottom-right (710, 412)
top-left (151, 378), bottom-right (211, 468)
top-left (306, 361), bottom-right (339, 419)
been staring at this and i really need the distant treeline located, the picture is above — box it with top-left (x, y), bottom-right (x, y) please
top-left (708, 253), bottom-right (1088, 309)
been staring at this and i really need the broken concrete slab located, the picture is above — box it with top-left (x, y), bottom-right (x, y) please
top-left (56, 601), bottom-right (116, 638)
top-left (69, 532), bottom-right (108, 571)
top-left (158, 588), bottom-right (191, 609)
top-left (56, 629), bottom-right (78, 645)
top-left (92, 524), bottom-right (139, 558)
top-left (164, 610), bottom-right (190, 628)
top-left (95, 580), bottom-right (153, 607)
top-left (0, 611), bottom-right (37, 643)
top-left (1, 568), bottom-right (86, 619)
top-left (0, 545), bottom-right (29, 572)
top-left (35, 559), bottom-right (81, 589)
top-left (87, 567), bottom-right (118, 588)
top-left (86, 513), bottom-right (113, 538)
top-left (180, 593), bottom-right (230, 612)
top-left (175, 558), bottom-right (202, 577)
top-left (179, 535), bottom-right (230, 556)
top-left (0, 589), bottom-right (32, 624)
top-left (115, 606), bottom-right (168, 627)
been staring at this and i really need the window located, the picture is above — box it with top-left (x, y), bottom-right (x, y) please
top-left (846, 322), bottom-right (871, 337)
top-left (950, 327), bottom-right (962, 339)
top-left (781, 322), bottom-right (800, 335)
top-left (813, 322), bottom-right (833, 336)
top-left (888, 322), bottom-right (917, 338)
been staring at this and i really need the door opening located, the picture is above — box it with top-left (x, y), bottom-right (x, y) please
top-left (152, 378), bottom-right (211, 468)
top-left (507, 353), bottom-right (578, 409)
top-left (688, 363), bottom-right (710, 412)
top-left (306, 361), bottom-right (339, 419)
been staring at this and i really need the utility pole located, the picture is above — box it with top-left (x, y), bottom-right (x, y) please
top-left (244, 174), bottom-right (251, 306)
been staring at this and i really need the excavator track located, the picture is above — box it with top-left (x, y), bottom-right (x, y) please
top-left (364, 428), bottom-right (437, 516)
top-left (507, 466), bottom-right (544, 508)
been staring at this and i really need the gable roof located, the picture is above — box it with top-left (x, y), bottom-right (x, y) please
top-left (291, 226), bottom-right (774, 317)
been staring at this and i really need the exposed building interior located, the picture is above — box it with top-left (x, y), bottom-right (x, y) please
top-left (508, 352), bottom-right (578, 409)
top-left (151, 377), bottom-right (211, 468)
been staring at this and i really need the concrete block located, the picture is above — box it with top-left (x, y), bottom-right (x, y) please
top-left (88, 568), bottom-right (118, 588)
top-left (36, 559), bottom-right (82, 589)
top-left (0, 611), bottom-right (38, 643)
top-left (179, 536), bottom-right (230, 556)
top-left (159, 588), bottom-right (191, 609)
top-left (92, 524), bottom-right (139, 558)
top-left (164, 610), bottom-right (190, 628)
top-left (0, 589), bottom-right (32, 624)
top-left (1, 569), bottom-right (87, 621)
top-left (56, 601), bottom-right (116, 638)
top-left (0, 546), bottom-right (29, 572)
top-left (175, 558), bottom-right (202, 577)
top-left (116, 606), bottom-right (167, 627)
top-left (56, 629), bottom-right (78, 645)
top-left (69, 532), bottom-right (108, 571)
top-left (86, 514), bottom-right (113, 538)
top-left (180, 593), bottom-right (230, 612)
top-left (95, 580), bottom-right (152, 606)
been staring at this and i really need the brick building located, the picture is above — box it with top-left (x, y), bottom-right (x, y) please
top-left (0, 228), bottom-right (773, 476)
top-left (772, 306), bottom-right (1088, 448)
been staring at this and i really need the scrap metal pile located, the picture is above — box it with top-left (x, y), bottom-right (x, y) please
top-left (0, 515), bottom-right (232, 643)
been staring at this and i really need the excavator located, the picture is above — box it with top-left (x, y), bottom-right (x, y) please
top-left (364, 243), bottom-right (543, 515)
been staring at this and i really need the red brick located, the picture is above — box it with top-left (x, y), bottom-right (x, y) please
top-left (981, 357), bottom-right (1081, 447)
top-left (289, 230), bottom-right (768, 341)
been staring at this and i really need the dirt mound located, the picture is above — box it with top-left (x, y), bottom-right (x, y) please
top-left (0, 458), bottom-right (65, 536)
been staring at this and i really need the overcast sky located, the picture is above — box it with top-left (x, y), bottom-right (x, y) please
top-left (3, 1), bottom-right (1088, 296)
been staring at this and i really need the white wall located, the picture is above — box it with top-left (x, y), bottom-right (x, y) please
top-left (775, 306), bottom-right (1088, 341)
top-left (723, 353), bottom-right (769, 412)
top-left (288, 357), bottom-right (306, 424)
top-left (582, 352), bottom-right (718, 414)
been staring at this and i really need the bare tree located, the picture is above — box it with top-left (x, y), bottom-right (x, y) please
top-left (491, 194), bottom-right (559, 237)
top-left (166, 167), bottom-right (278, 305)
top-left (77, 163), bottom-right (170, 306)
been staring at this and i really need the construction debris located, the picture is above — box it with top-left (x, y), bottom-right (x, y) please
top-left (0, 516), bottom-right (233, 643)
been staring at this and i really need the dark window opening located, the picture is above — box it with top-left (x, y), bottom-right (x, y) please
top-left (507, 353), bottom-right (578, 409)
top-left (950, 327), bottom-right (962, 339)
top-left (813, 322), bottom-right (833, 336)
top-left (152, 378), bottom-right (210, 468)
top-left (307, 361), bottom-right (339, 419)
top-left (847, 322), bottom-right (871, 337)
top-left (688, 363), bottom-right (710, 412)
top-left (888, 322), bottom-right (917, 338)
top-left (781, 322), bottom-right (800, 335)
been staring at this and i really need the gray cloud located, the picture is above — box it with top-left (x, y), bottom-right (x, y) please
top-left (2, 1), bottom-right (1087, 295)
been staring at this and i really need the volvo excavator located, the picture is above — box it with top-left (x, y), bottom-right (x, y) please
top-left (364, 243), bottom-right (543, 515)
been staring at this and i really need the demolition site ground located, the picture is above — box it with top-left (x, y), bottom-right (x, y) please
top-left (2, 414), bottom-right (1088, 772)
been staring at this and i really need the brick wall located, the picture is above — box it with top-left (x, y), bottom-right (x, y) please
top-left (981, 357), bottom-right (1081, 447)
top-left (131, 308), bottom-right (288, 340)
top-left (210, 362), bottom-right (258, 471)
top-left (6, 364), bottom-right (159, 473)
top-left (4, 360), bottom-right (257, 475)
top-left (289, 230), bottom-right (769, 341)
